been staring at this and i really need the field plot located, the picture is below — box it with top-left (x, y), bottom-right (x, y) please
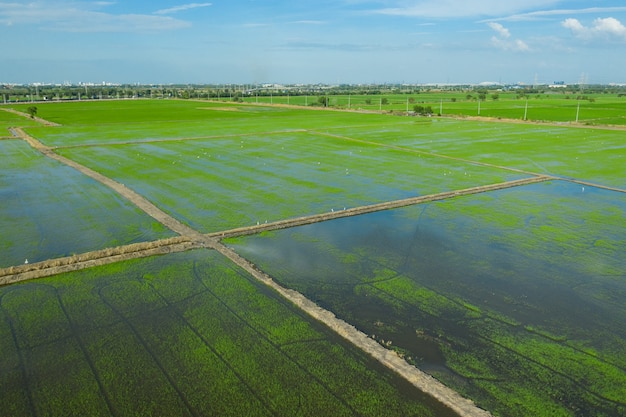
top-left (0, 139), bottom-right (174, 268)
top-left (239, 93), bottom-right (626, 126)
top-left (0, 250), bottom-right (454, 417)
top-left (56, 129), bottom-right (519, 233)
top-left (14, 100), bottom-right (396, 147)
top-left (325, 118), bottom-right (626, 189)
top-left (228, 180), bottom-right (626, 417)
top-left (0, 109), bottom-right (42, 132)
top-left (2, 99), bottom-right (625, 416)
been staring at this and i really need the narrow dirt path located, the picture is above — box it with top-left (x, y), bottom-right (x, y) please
top-left (0, 238), bottom-right (200, 286)
top-left (212, 243), bottom-right (493, 417)
top-left (210, 175), bottom-right (554, 239)
top-left (12, 127), bottom-right (212, 240)
top-left (0, 107), bottom-right (61, 127)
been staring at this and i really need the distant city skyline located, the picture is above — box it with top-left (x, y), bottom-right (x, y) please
top-left (2, 1), bottom-right (626, 85)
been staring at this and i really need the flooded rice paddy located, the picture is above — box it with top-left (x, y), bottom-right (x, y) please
top-left (0, 140), bottom-right (174, 268)
top-left (57, 131), bottom-right (520, 233)
top-left (3, 100), bottom-right (626, 416)
top-left (228, 181), bottom-right (626, 417)
top-left (0, 250), bottom-right (455, 417)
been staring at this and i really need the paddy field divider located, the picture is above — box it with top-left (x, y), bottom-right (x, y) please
top-left (3, 117), bottom-right (568, 417)
top-left (210, 175), bottom-right (554, 239)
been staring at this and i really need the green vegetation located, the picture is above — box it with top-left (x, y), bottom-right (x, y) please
top-left (2, 98), bottom-right (625, 416)
top-left (0, 139), bottom-right (174, 268)
top-left (0, 250), bottom-right (451, 416)
top-left (229, 181), bottom-right (626, 417)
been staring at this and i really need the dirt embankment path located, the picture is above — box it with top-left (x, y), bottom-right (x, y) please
top-left (0, 107), bottom-right (62, 127)
top-left (212, 175), bottom-right (554, 239)
top-left (453, 114), bottom-right (626, 131)
top-left (0, 237), bottom-right (200, 286)
top-left (12, 127), bottom-right (212, 241)
top-left (213, 243), bottom-right (493, 417)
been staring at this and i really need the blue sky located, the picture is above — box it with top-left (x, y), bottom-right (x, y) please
top-left (2, 1), bottom-right (626, 85)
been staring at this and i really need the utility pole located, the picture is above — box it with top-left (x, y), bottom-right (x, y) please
top-left (576, 101), bottom-right (580, 123)
top-left (524, 99), bottom-right (528, 121)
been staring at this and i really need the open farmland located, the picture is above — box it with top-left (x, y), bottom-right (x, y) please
top-left (0, 250), bottom-right (455, 417)
top-left (238, 91), bottom-right (626, 126)
top-left (1, 99), bottom-right (625, 417)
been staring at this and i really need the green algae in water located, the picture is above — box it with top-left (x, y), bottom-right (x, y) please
top-left (228, 181), bottom-right (626, 417)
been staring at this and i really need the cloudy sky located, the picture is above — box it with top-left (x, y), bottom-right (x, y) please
top-left (1, 0), bottom-right (625, 84)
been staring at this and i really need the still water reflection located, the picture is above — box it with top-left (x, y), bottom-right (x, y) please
top-left (230, 181), bottom-right (626, 417)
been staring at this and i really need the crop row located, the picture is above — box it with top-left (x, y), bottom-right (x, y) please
top-left (0, 250), bottom-right (451, 417)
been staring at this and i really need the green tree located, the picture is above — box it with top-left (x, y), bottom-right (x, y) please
top-left (413, 105), bottom-right (433, 115)
top-left (27, 106), bottom-right (37, 118)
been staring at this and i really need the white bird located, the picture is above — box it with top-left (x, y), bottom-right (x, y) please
top-left (24, 259), bottom-right (28, 264)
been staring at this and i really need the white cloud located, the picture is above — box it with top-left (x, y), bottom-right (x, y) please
top-left (562, 18), bottom-right (584, 33)
top-left (154, 3), bottom-right (212, 16)
top-left (490, 36), bottom-right (530, 52)
top-left (562, 17), bottom-right (626, 42)
top-left (487, 22), bottom-right (529, 52)
top-left (0, 1), bottom-right (190, 32)
top-left (371, 0), bottom-right (562, 19)
top-left (487, 7), bottom-right (626, 22)
top-left (487, 22), bottom-right (510, 38)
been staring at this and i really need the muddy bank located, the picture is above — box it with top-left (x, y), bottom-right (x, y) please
top-left (0, 237), bottom-right (199, 286)
top-left (211, 175), bottom-right (553, 239)
top-left (213, 242), bottom-right (493, 417)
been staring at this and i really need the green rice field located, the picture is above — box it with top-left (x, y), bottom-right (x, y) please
top-left (1, 250), bottom-right (450, 416)
top-left (228, 180), bottom-right (626, 417)
top-left (237, 92), bottom-right (626, 126)
top-left (0, 139), bottom-right (174, 268)
top-left (1, 99), bottom-right (625, 416)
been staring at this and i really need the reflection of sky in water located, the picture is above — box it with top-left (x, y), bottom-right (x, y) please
top-left (233, 180), bottom-right (626, 347)
top-left (0, 141), bottom-right (174, 267)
